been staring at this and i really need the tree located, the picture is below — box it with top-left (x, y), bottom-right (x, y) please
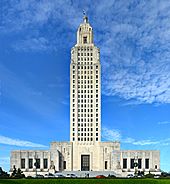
top-left (11, 166), bottom-right (25, 178)
top-left (0, 167), bottom-right (9, 178)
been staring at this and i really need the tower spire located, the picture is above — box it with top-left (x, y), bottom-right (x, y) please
top-left (83, 10), bottom-right (88, 23)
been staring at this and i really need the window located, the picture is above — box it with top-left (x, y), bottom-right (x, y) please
top-left (123, 158), bottom-right (127, 169)
top-left (145, 159), bottom-right (149, 169)
top-left (105, 161), bottom-right (108, 169)
top-left (83, 36), bottom-right (87, 44)
top-left (29, 158), bottom-right (33, 169)
top-left (21, 159), bottom-right (25, 169)
top-left (130, 159), bottom-right (134, 169)
top-left (138, 158), bottom-right (142, 169)
top-left (63, 161), bottom-right (66, 169)
top-left (35, 159), bottom-right (40, 169)
top-left (43, 159), bottom-right (48, 169)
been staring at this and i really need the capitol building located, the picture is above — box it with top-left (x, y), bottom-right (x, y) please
top-left (10, 16), bottom-right (160, 177)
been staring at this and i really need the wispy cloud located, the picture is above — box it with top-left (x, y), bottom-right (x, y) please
top-left (158, 121), bottom-right (170, 125)
top-left (1, 0), bottom-right (81, 52)
top-left (102, 127), bottom-right (121, 141)
top-left (102, 126), bottom-right (170, 146)
top-left (0, 135), bottom-right (47, 147)
top-left (2, 0), bottom-right (170, 104)
top-left (123, 137), bottom-right (170, 146)
top-left (123, 137), bottom-right (159, 146)
top-left (12, 37), bottom-right (50, 52)
top-left (93, 1), bottom-right (170, 105)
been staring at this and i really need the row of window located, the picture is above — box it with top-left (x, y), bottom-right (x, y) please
top-left (73, 94), bottom-right (99, 98)
top-left (75, 113), bottom-right (99, 117)
top-left (72, 88), bottom-right (99, 94)
top-left (73, 80), bottom-right (98, 85)
top-left (75, 137), bottom-right (98, 141)
top-left (73, 132), bottom-right (98, 136)
top-left (73, 71), bottom-right (95, 76)
top-left (77, 52), bottom-right (93, 56)
top-left (74, 78), bottom-right (99, 85)
top-left (72, 65), bottom-right (99, 70)
top-left (73, 84), bottom-right (98, 89)
top-left (73, 71), bottom-right (99, 75)
top-left (72, 118), bottom-right (98, 122)
top-left (76, 98), bottom-right (99, 103)
top-left (73, 104), bottom-right (99, 108)
top-left (75, 101), bottom-right (99, 105)
top-left (21, 159), bottom-right (68, 170)
top-left (76, 128), bottom-right (99, 132)
top-left (75, 75), bottom-right (97, 80)
top-left (72, 64), bottom-right (98, 69)
top-left (77, 57), bottom-right (93, 61)
top-left (21, 158), bottom-right (48, 169)
top-left (77, 65), bottom-right (98, 69)
top-left (72, 104), bottom-right (99, 108)
top-left (72, 123), bottom-right (98, 127)
top-left (76, 118), bottom-right (98, 122)
top-left (77, 46), bottom-right (93, 51)
top-left (123, 158), bottom-right (150, 169)
top-left (73, 127), bottom-right (96, 132)
top-left (74, 99), bottom-right (98, 103)
top-left (72, 109), bottom-right (99, 113)
top-left (77, 62), bottom-right (95, 65)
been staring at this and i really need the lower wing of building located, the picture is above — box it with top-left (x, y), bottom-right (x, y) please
top-left (10, 141), bottom-right (160, 177)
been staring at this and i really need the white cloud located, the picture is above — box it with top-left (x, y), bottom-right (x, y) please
top-left (2, 1), bottom-right (170, 104)
top-left (123, 138), bottom-right (159, 146)
top-left (123, 137), bottom-right (170, 146)
top-left (93, 1), bottom-right (170, 105)
top-left (102, 127), bottom-right (121, 141)
top-left (12, 37), bottom-right (50, 52)
top-left (0, 135), bottom-right (47, 148)
top-left (103, 126), bottom-right (170, 146)
top-left (158, 121), bottom-right (170, 125)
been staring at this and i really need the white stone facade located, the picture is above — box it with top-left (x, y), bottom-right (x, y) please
top-left (70, 15), bottom-right (101, 143)
top-left (10, 16), bottom-right (160, 177)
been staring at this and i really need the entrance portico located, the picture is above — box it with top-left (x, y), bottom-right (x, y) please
top-left (81, 155), bottom-right (90, 171)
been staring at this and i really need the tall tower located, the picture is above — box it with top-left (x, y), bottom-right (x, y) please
top-left (70, 15), bottom-right (101, 143)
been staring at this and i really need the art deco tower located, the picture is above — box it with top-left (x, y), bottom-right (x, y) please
top-left (70, 16), bottom-right (101, 143)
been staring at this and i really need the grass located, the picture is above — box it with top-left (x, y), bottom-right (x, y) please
top-left (1, 179), bottom-right (170, 184)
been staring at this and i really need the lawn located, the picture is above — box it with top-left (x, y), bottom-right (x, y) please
top-left (0, 179), bottom-right (170, 184)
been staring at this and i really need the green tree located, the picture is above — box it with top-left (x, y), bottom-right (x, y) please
top-left (0, 167), bottom-right (9, 178)
top-left (11, 166), bottom-right (25, 178)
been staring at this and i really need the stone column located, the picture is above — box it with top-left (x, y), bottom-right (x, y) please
top-left (127, 153), bottom-right (130, 170)
top-left (25, 152), bottom-right (29, 170)
top-left (40, 152), bottom-right (44, 170)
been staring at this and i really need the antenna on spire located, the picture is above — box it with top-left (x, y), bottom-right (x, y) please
top-left (83, 10), bottom-right (88, 23)
top-left (83, 10), bottom-right (86, 16)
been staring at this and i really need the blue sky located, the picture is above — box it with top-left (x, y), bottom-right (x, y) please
top-left (1, 0), bottom-right (170, 172)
